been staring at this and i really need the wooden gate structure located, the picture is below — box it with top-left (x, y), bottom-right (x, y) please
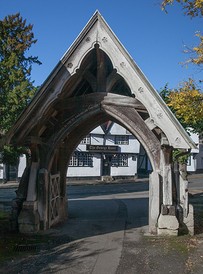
top-left (5, 11), bottom-right (196, 235)
top-left (49, 174), bottom-right (60, 226)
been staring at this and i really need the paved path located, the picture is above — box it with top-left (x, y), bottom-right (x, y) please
top-left (1, 175), bottom-right (203, 273)
top-left (0, 182), bottom-right (149, 274)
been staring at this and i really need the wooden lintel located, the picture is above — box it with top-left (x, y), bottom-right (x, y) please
top-left (25, 136), bottom-right (43, 145)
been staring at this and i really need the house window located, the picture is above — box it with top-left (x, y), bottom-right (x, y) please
top-left (69, 152), bottom-right (93, 167)
top-left (115, 135), bottom-right (129, 145)
top-left (111, 154), bottom-right (128, 167)
top-left (80, 135), bottom-right (91, 144)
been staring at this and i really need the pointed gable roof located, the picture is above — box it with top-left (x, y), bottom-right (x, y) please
top-left (6, 11), bottom-right (196, 150)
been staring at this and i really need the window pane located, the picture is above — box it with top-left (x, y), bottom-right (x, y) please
top-left (80, 135), bottom-right (91, 144)
top-left (69, 152), bottom-right (93, 167)
top-left (115, 135), bottom-right (129, 145)
top-left (111, 154), bottom-right (128, 167)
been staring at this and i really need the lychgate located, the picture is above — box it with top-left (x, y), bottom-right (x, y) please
top-left (6, 11), bottom-right (196, 236)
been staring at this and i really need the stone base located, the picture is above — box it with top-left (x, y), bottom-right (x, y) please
top-left (158, 213), bottom-right (179, 236)
top-left (9, 198), bottom-right (24, 231)
top-left (183, 204), bottom-right (194, 236)
top-left (18, 201), bottom-right (40, 233)
top-left (158, 228), bottom-right (178, 236)
top-left (101, 176), bottom-right (113, 182)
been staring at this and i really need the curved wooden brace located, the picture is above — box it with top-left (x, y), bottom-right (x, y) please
top-left (45, 94), bottom-right (161, 174)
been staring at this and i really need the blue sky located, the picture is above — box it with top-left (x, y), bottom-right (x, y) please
top-left (1, 0), bottom-right (202, 91)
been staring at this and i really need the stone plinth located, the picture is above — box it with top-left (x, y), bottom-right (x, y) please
top-left (101, 176), bottom-right (113, 182)
top-left (158, 213), bottom-right (179, 236)
top-left (183, 204), bottom-right (194, 236)
top-left (18, 201), bottom-right (40, 233)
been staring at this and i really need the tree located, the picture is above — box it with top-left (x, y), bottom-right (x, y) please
top-left (0, 13), bottom-right (41, 134)
top-left (161, 0), bottom-right (203, 17)
top-left (160, 80), bottom-right (203, 166)
top-left (190, 32), bottom-right (203, 66)
top-left (161, 0), bottom-right (203, 67)
top-left (0, 13), bottom-right (41, 164)
top-left (160, 79), bottom-right (203, 134)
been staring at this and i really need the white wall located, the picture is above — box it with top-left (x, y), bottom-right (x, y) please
top-left (67, 154), bottom-right (101, 177)
top-left (0, 163), bottom-right (3, 179)
top-left (91, 134), bottom-right (104, 145)
top-left (186, 131), bottom-right (201, 172)
top-left (110, 123), bottom-right (128, 135)
top-left (187, 155), bottom-right (197, 172)
top-left (111, 155), bottom-right (137, 176)
top-left (120, 137), bottom-right (140, 153)
top-left (18, 155), bottom-right (26, 177)
top-left (91, 126), bottom-right (104, 134)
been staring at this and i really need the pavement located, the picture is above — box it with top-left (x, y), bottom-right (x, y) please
top-left (0, 171), bottom-right (202, 188)
top-left (187, 172), bottom-right (203, 181)
top-left (0, 176), bottom-right (149, 188)
top-left (0, 176), bottom-right (149, 212)
top-left (0, 173), bottom-right (203, 273)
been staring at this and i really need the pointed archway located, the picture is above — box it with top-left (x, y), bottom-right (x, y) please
top-left (6, 11), bottom-right (196, 235)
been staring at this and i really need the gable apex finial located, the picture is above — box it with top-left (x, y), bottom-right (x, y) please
top-left (92, 9), bottom-right (102, 20)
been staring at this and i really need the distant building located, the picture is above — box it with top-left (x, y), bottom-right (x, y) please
top-left (187, 131), bottom-right (203, 173)
top-left (67, 121), bottom-right (145, 179)
top-left (1, 123), bottom-right (203, 182)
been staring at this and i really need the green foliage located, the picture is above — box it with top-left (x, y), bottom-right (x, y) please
top-left (0, 13), bottom-right (41, 164)
top-left (159, 83), bottom-right (172, 104)
top-left (173, 149), bottom-right (190, 164)
top-left (160, 79), bottom-right (203, 134)
top-left (161, 0), bottom-right (203, 18)
top-left (1, 145), bottom-right (24, 165)
top-left (0, 13), bottom-right (41, 134)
